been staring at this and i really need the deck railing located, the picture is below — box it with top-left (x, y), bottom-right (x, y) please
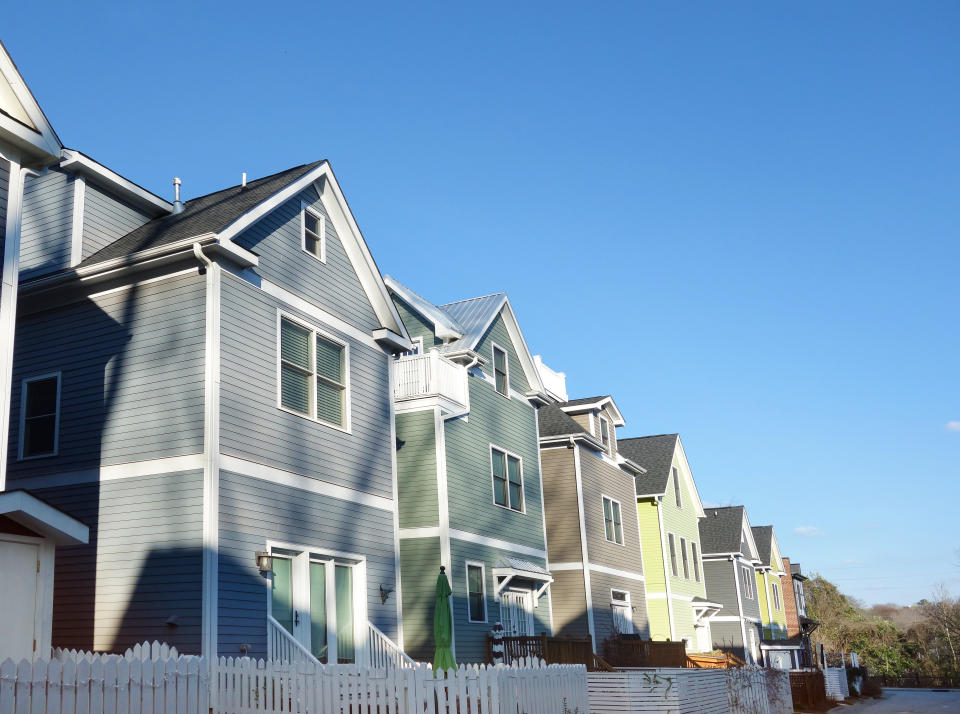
top-left (368, 622), bottom-right (417, 669)
top-left (266, 616), bottom-right (319, 665)
top-left (602, 637), bottom-right (689, 668)
top-left (392, 351), bottom-right (469, 409)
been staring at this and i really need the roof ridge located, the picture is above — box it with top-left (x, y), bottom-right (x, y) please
top-left (620, 433), bottom-right (679, 441)
top-left (438, 291), bottom-right (506, 307)
top-left (183, 160), bottom-right (323, 203)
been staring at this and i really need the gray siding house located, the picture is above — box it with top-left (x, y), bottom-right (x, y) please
top-left (6, 156), bottom-right (414, 663)
top-left (698, 506), bottom-right (764, 663)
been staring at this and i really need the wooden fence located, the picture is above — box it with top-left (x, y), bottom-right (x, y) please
top-left (602, 638), bottom-right (689, 668)
top-left (486, 634), bottom-right (614, 671)
top-left (788, 670), bottom-right (826, 711)
top-left (0, 646), bottom-right (587, 714)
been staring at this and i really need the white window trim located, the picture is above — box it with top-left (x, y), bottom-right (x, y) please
top-left (490, 342), bottom-right (509, 398)
top-left (598, 414), bottom-right (611, 455)
top-left (771, 581), bottom-right (781, 611)
top-left (300, 202), bottom-right (326, 263)
top-left (610, 589), bottom-right (634, 635)
top-left (672, 466), bottom-right (683, 509)
top-left (741, 565), bottom-right (754, 599)
top-left (265, 540), bottom-right (368, 665)
top-left (465, 560), bottom-right (488, 623)
top-left (667, 531), bottom-right (679, 577)
top-left (18, 372), bottom-right (61, 460)
top-left (276, 310), bottom-right (351, 433)
top-left (489, 443), bottom-right (525, 514)
top-left (691, 541), bottom-right (701, 582)
top-left (680, 536), bottom-right (690, 579)
top-left (601, 494), bottom-right (625, 546)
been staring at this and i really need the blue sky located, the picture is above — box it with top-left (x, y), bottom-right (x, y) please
top-left (6, 2), bottom-right (958, 606)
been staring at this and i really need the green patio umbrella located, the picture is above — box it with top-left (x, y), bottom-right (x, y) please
top-left (433, 566), bottom-right (456, 673)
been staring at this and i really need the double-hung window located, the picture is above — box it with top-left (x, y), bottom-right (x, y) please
top-left (598, 415), bottom-right (611, 454)
top-left (610, 590), bottom-right (633, 635)
top-left (280, 315), bottom-right (348, 429)
top-left (602, 496), bottom-right (623, 545)
top-left (466, 563), bottom-right (486, 622)
top-left (668, 533), bottom-right (678, 577)
top-left (740, 566), bottom-right (754, 599)
top-left (672, 466), bottom-right (683, 508)
top-left (771, 582), bottom-right (781, 611)
top-left (492, 345), bottom-right (508, 396)
top-left (680, 536), bottom-right (690, 578)
top-left (491, 446), bottom-right (523, 512)
top-left (20, 374), bottom-right (60, 459)
top-left (691, 542), bottom-right (701, 582)
top-left (301, 203), bottom-right (326, 262)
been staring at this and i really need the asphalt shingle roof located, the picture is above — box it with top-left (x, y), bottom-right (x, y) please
top-left (752, 526), bottom-right (773, 565)
top-left (699, 506), bottom-right (747, 555)
top-left (618, 434), bottom-right (678, 496)
top-left (79, 161), bottom-right (324, 267)
top-left (538, 403), bottom-right (590, 438)
top-left (562, 396), bottom-right (610, 407)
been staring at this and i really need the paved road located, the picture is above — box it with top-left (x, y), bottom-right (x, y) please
top-left (840, 689), bottom-right (960, 712)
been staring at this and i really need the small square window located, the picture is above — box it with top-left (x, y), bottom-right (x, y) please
top-left (301, 204), bottom-right (326, 262)
top-left (20, 374), bottom-right (60, 459)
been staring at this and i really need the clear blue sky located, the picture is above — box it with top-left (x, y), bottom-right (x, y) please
top-left (6, 2), bottom-right (958, 606)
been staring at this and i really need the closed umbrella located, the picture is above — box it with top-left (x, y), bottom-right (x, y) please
top-left (433, 566), bottom-right (456, 673)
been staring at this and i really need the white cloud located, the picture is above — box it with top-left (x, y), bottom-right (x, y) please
top-left (794, 525), bottom-right (824, 537)
top-left (947, 421), bottom-right (960, 432)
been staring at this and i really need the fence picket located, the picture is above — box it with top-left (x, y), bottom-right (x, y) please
top-left (103, 659), bottom-right (117, 714)
top-left (28, 660), bottom-right (46, 714)
top-left (90, 658), bottom-right (104, 714)
top-left (75, 660), bottom-right (90, 714)
top-left (116, 660), bottom-right (129, 714)
top-left (150, 660), bottom-right (163, 714)
top-left (46, 659), bottom-right (62, 714)
top-left (60, 659), bottom-right (76, 714)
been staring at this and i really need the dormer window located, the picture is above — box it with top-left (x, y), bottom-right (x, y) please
top-left (492, 344), bottom-right (508, 396)
top-left (301, 203), bottom-right (326, 262)
top-left (598, 415), bottom-right (611, 454)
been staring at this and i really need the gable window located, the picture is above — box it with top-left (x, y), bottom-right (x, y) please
top-left (672, 467), bottom-right (683, 508)
top-left (680, 536), bottom-right (690, 579)
top-left (740, 565), bottom-right (754, 599)
top-left (668, 533), bottom-right (678, 577)
top-left (691, 542), bottom-right (701, 582)
top-left (771, 581), bottom-right (781, 611)
top-left (611, 590), bottom-right (633, 635)
top-left (598, 415), bottom-right (611, 454)
top-left (491, 446), bottom-right (523, 512)
top-left (19, 374), bottom-right (61, 459)
top-left (466, 562), bottom-right (487, 623)
top-left (492, 345), bottom-right (508, 396)
top-left (279, 314), bottom-right (349, 429)
top-left (602, 496), bottom-right (623, 545)
top-left (397, 336), bottom-right (424, 359)
top-left (301, 203), bottom-right (326, 262)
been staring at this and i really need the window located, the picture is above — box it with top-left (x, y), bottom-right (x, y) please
top-left (301, 204), bottom-right (326, 262)
top-left (491, 446), bottom-right (523, 512)
top-left (279, 315), bottom-right (348, 429)
top-left (680, 537), bottom-right (690, 579)
top-left (611, 590), bottom-right (633, 635)
top-left (466, 562), bottom-right (486, 622)
top-left (672, 466), bottom-right (683, 508)
top-left (19, 374), bottom-right (60, 459)
top-left (602, 496), bottom-right (624, 545)
top-left (771, 582), bottom-right (781, 611)
top-left (691, 542), bottom-right (701, 582)
top-left (598, 415), bottom-right (611, 454)
top-left (794, 580), bottom-right (806, 616)
top-left (740, 565), bottom-right (754, 599)
top-left (492, 344), bottom-right (508, 396)
top-left (668, 533), bottom-right (678, 577)
top-left (399, 336), bottom-right (424, 357)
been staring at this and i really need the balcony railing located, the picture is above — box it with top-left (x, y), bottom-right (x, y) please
top-left (392, 351), bottom-right (469, 412)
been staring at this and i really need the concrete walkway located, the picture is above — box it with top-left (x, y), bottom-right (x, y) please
top-left (838, 688), bottom-right (960, 712)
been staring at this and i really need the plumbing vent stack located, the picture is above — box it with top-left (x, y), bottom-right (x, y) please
top-left (172, 177), bottom-right (184, 214)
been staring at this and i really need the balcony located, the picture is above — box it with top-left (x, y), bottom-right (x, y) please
top-left (392, 350), bottom-right (469, 414)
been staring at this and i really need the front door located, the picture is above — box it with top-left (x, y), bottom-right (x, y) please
top-left (0, 539), bottom-right (38, 660)
top-left (695, 623), bottom-right (711, 653)
top-left (499, 590), bottom-right (533, 636)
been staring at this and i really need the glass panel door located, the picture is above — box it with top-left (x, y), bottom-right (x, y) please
top-left (271, 557), bottom-right (294, 634)
top-left (309, 562), bottom-right (328, 662)
top-left (335, 565), bottom-right (355, 663)
top-left (500, 591), bottom-right (533, 636)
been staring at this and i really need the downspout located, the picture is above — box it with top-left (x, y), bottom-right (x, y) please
top-left (194, 243), bottom-right (221, 663)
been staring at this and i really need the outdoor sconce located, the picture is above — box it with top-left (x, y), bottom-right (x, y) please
top-left (256, 551), bottom-right (273, 573)
top-left (380, 584), bottom-right (394, 604)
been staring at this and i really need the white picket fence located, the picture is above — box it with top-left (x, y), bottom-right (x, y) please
top-left (1, 645), bottom-right (586, 714)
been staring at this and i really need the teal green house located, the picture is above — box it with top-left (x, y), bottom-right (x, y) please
top-left (385, 277), bottom-right (554, 664)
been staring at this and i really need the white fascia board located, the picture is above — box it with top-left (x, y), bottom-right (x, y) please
top-left (59, 150), bottom-right (172, 214)
top-left (0, 490), bottom-right (89, 544)
top-left (383, 275), bottom-right (464, 341)
top-left (616, 453), bottom-right (646, 475)
top-left (740, 511), bottom-right (761, 562)
top-left (372, 328), bottom-right (413, 353)
top-left (0, 43), bottom-right (62, 158)
top-left (559, 397), bottom-right (625, 426)
top-left (673, 436), bottom-right (706, 517)
top-left (497, 297), bottom-right (546, 395)
top-left (539, 433), bottom-right (605, 452)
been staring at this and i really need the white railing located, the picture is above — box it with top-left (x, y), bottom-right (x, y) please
top-left (367, 622), bottom-right (416, 669)
top-left (392, 351), bottom-right (469, 409)
top-left (267, 616), bottom-right (320, 666)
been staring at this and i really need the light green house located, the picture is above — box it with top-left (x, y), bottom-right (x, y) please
top-left (618, 434), bottom-right (721, 652)
top-left (385, 277), bottom-right (553, 664)
top-left (751, 526), bottom-right (789, 641)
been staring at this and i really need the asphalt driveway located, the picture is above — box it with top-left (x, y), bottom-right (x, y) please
top-left (839, 688), bottom-right (960, 712)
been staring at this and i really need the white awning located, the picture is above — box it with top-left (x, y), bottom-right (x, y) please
top-left (492, 557), bottom-right (553, 599)
top-left (0, 490), bottom-right (88, 544)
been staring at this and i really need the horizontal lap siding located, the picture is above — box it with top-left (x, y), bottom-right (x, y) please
top-left (702, 560), bottom-right (739, 616)
top-left (219, 274), bottom-right (394, 498)
top-left (6, 272), bottom-right (206, 481)
top-left (591, 570), bottom-right (649, 647)
top-left (672, 597), bottom-right (697, 646)
top-left (474, 314), bottom-right (530, 394)
top-left (739, 560), bottom-right (763, 621)
top-left (30, 470), bottom-right (204, 653)
top-left (218, 470), bottom-right (398, 658)
top-left (578, 446), bottom-right (644, 572)
top-left (540, 447), bottom-right (581, 563)
top-left (396, 410), bottom-right (439, 528)
top-left (448, 538), bottom-right (551, 664)
top-left (0, 159), bottom-right (8, 264)
top-left (234, 186), bottom-right (381, 332)
top-left (711, 620), bottom-right (745, 653)
top-left (445, 376), bottom-right (544, 550)
top-left (551, 569), bottom-right (588, 638)
top-left (393, 297), bottom-right (441, 347)
top-left (398, 537), bottom-right (442, 662)
top-left (82, 182), bottom-right (151, 258)
top-left (661, 457), bottom-right (707, 601)
top-left (646, 598), bottom-right (671, 641)
top-left (19, 168), bottom-right (73, 277)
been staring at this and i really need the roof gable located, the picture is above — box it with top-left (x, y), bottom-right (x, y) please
top-left (619, 434), bottom-right (677, 496)
top-left (559, 396), bottom-right (625, 426)
top-left (699, 505), bottom-right (760, 559)
top-left (0, 41), bottom-right (61, 159)
top-left (385, 276), bottom-right (465, 341)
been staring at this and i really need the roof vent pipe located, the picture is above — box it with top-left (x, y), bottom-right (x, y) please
top-left (172, 177), bottom-right (184, 214)
top-left (241, 172), bottom-right (247, 188)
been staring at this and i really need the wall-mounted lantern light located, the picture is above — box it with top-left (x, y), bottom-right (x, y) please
top-left (256, 551), bottom-right (273, 573)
